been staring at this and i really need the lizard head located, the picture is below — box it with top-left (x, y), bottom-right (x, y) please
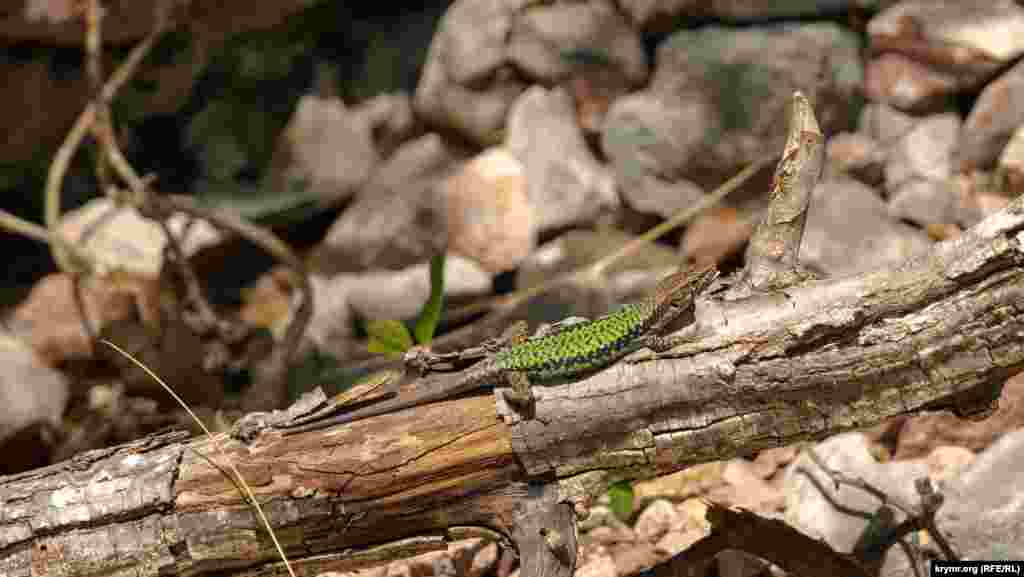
top-left (653, 263), bottom-right (719, 318)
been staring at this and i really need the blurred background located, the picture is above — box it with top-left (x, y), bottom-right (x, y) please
top-left (0, 1), bottom-right (1022, 573)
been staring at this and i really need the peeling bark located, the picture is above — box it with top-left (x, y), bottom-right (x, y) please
top-left (2, 191), bottom-right (1021, 575)
top-left (2, 94), bottom-right (1022, 577)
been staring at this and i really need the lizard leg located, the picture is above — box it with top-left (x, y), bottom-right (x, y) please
top-left (501, 370), bottom-right (535, 408)
top-left (500, 320), bottom-right (530, 343)
top-left (533, 316), bottom-right (589, 338)
top-left (643, 333), bottom-right (690, 353)
top-left (498, 322), bottom-right (535, 410)
top-left (490, 322), bottom-right (536, 410)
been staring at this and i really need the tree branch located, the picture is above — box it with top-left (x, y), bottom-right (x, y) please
top-left (1, 192), bottom-right (1021, 576)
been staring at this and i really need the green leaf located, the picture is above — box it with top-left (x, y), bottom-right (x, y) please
top-left (413, 253), bottom-right (446, 345)
top-left (194, 183), bottom-right (323, 228)
top-left (607, 480), bottom-right (635, 522)
top-left (366, 319), bottom-right (414, 356)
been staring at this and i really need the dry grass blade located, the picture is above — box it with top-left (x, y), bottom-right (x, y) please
top-left (101, 339), bottom-right (297, 577)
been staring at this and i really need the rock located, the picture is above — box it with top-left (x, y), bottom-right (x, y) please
top-left (9, 272), bottom-right (159, 366)
top-left (858, 102), bottom-right (917, 146)
top-left (58, 198), bottom-right (169, 278)
top-left (605, 22), bottom-right (861, 198)
top-left (633, 461), bottom-right (728, 501)
top-left (310, 134), bottom-right (465, 275)
top-left (890, 372), bottom-right (1024, 460)
top-left (566, 54), bottom-right (636, 134)
top-left (587, 525), bottom-right (637, 545)
top-left (609, 541), bottom-right (662, 575)
top-left (957, 58), bottom-right (1024, 171)
top-left (784, 433), bottom-right (930, 563)
top-left (507, 0), bottom-right (647, 86)
top-left (356, 93), bottom-right (417, 158)
top-left (414, 0), bottom-right (528, 144)
top-left (750, 445), bottom-right (801, 480)
top-left (634, 499), bottom-right (679, 542)
top-left (925, 445), bottom-right (975, 488)
top-left (681, 207), bottom-right (755, 267)
top-left (708, 459), bottom-right (785, 512)
top-left (443, 148), bottom-right (533, 273)
top-left (997, 124), bottom-right (1024, 194)
top-left (506, 86), bottom-right (619, 231)
top-left (888, 179), bottom-right (959, 227)
top-left (575, 553), bottom-right (617, 577)
top-left (620, 0), bottom-right (866, 34)
top-left (868, 0), bottom-right (1024, 98)
top-left (263, 95), bottom-right (381, 207)
top-left (826, 131), bottom-right (886, 186)
top-left (0, 332), bottom-right (68, 447)
top-left (801, 178), bottom-right (931, 276)
top-left (654, 526), bottom-right (705, 557)
top-left (864, 53), bottom-right (957, 113)
top-left (602, 93), bottom-right (707, 218)
top-left (304, 255), bottom-right (491, 358)
top-left (935, 429), bottom-right (1024, 563)
top-left (883, 112), bottom-right (960, 192)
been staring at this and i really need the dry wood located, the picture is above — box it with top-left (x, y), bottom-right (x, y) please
top-left (0, 399), bottom-right (523, 577)
top-left (5, 87), bottom-right (1024, 576)
top-left (744, 91), bottom-right (823, 288)
top-left (1, 193), bottom-right (1021, 576)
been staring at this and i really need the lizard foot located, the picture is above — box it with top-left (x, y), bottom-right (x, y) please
top-left (502, 370), bottom-right (535, 412)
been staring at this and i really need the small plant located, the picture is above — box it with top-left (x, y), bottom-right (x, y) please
top-left (367, 252), bottom-right (446, 356)
top-left (607, 479), bottom-right (635, 522)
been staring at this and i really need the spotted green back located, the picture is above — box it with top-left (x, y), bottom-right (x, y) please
top-left (494, 302), bottom-right (652, 379)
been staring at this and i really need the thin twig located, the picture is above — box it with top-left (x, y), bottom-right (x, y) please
top-left (44, 2), bottom-right (170, 272)
top-left (156, 218), bottom-right (220, 331)
top-left (584, 153), bottom-right (775, 280)
top-left (0, 209), bottom-right (92, 272)
top-left (143, 194), bottom-right (313, 410)
top-left (446, 153), bottom-right (775, 322)
top-left (805, 449), bottom-right (916, 517)
top-left (85, 0), bottom-right (112, 194)
top-left (800, 448), bottom-right (957, 566)
top-left (71, 275), bottom-right (98, 345)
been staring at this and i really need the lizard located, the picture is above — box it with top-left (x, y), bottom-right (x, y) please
top-left (277, 264), bottom-right (719, 436)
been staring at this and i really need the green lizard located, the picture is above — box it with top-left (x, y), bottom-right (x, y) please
top-left (279, 264), bottom-right (719, 435)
